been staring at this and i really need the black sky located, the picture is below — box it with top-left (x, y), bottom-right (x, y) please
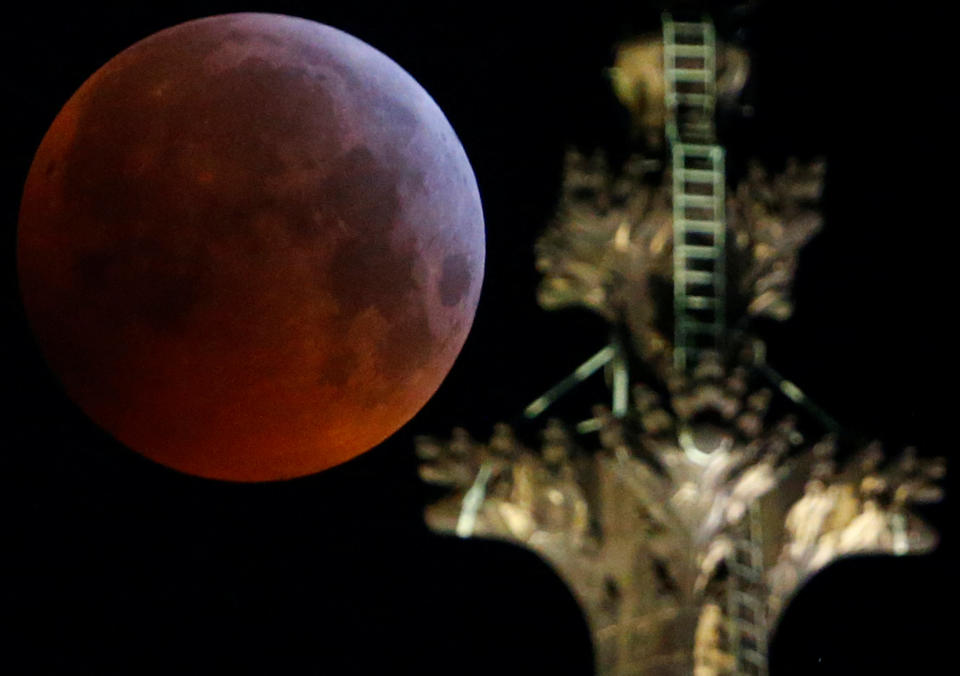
top-left (2, 2), bottom-right (956, 674)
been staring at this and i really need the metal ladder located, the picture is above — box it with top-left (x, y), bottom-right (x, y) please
top-left (663, 15), bottom-right (727, 372)
top-left (665, 14), bottom-right (766, 674)
top-left (725, 501), bottom-right (769, 675)
top-left (663, 17), bottom-right (717, 143)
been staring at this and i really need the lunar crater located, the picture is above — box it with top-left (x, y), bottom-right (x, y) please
top-left (439, 254), bottom-right (472, 307)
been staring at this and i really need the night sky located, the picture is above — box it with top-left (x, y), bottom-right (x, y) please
top-left (2, 2), bottom-right (955, 674)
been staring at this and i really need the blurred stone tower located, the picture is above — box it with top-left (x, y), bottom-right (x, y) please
top-left (416, 13), bottom-right (943, 676)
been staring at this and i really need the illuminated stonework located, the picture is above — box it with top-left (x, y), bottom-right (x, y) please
top-left (418, 353), bottom-right (942, 674)
top-left (417, 14), bottom-right (942, 676)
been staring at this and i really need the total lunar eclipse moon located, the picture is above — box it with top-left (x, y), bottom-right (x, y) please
top-left (17, 13), bottom-right (485, 481)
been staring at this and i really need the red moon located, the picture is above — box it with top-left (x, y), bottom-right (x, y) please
top-left (17, 14), bottom-right (484, 481)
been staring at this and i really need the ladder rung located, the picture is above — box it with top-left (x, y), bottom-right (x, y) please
top-left (675, 194), bottom-right (716, 207)
top-left (673, 21), bottom-right (709, 34)
top-left (677, 219), bottom-right (721, 233)
top-left (669, 44), bottom-right (710, 58)
top-left (666, 93), bottom-right (713, 108)
top-left (679, 244), bottom-right (719, 258)
top-left (677, 168), bottom-right (717, 182)
top-left (680, 270), bottom-right (715, 283)
top-left (668, 67), bottom-right (710, 81)
top-left (682, 296), bottom-right (716, 309)
top-left (675, 143), bottom-right (718, 157)
top-left (679, 169), bottom-right (721, 183)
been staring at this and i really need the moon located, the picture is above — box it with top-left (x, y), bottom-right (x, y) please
top-left (17, 14), bottom-right (484, 481)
